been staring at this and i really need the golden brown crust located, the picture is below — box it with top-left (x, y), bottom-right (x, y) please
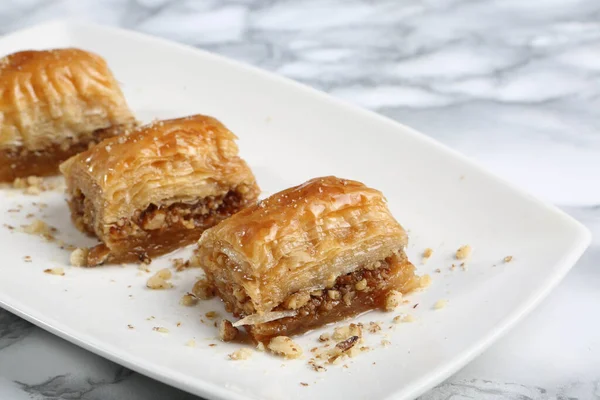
top-left (0, 48), bottom-right (136, 180)
top-left (60, 114), bottom-right (260, 265)
top-left (196, 176), bottom-right (408, 314)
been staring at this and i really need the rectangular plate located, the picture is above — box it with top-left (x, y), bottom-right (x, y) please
top-left (0, 21), bottom-right (590, 400)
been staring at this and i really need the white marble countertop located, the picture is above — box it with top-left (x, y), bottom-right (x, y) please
top-left (1, 0), bottom-right (599, 399)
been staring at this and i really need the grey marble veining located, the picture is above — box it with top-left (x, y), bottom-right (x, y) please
top-left (0, 0), bottom-right (599, 399)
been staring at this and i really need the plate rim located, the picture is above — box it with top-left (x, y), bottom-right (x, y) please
top-left (0, 19), bottom-right (592, 400)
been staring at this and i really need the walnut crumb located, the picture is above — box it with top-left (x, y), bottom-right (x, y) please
top-left (180, 293), bottom-right (198, 307)
top-left (393, 314), bottom-right (415, 323)
top-left (205, 311), bottom-right (218, 319)
top-left (192, 278), bottom-right (215, 300)
top-left (434, 268), bottom-right (441, 273)
top-left (308, 359), bottom-right (326, 372)
top-left (146, 268), bottom-right (173, 289)
top-left (318, 333), bottom-right (331, 342)
top-left (381, 340), bottom-right (391, 347)
top-left (229, 348), bottom-right (252, 360)
top-left (185, 339), bottom-right (196, 347)
top-left (172, 258), bottom-right (191, 271)
top-left (268, 336), bottom-right (303, 359)
top-left (127, 324), bottom-right (135, 329)
top-left (300, 382), bottom-right (309, 387)
top-left (218, 319), bottom-right (238, 342)
top-left (456, 245), bottom-right (472, 260)
top-left (23, 256), bottom-right (31, 263)
top-left (368, 322), bottom-right (382, 334)
top-left (332, 323), bottom-right (362, 341)
top-left (433, 299), bottom-right (448, 310)
top-left (422, 248), bottom-right (433, 263)
top-left (153, 327), bottom-right (169, 333)
top-left (44, 267), bottom-right (64, 276)
top-left (384, 290), bottom-right (403, 311)
top-left (504, 255), bottom-right (513, 263)
top-left (70, 248), bottom-right (89, 267)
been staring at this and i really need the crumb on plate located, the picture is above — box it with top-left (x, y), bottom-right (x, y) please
top-left (70, 247), bottom-right (89, 267)
top-left (268, 336), bottom-right (303, 359)
top-left (455, 245), bottom-right (472, 260)
top-left (44, 267), bottom-right (64, 276)
top-left (433, 299), bottom-right (448, 310)
top-left (146, 268), bottom-right (173, 289)
top-left (229, 348), bottom-right (252, 360)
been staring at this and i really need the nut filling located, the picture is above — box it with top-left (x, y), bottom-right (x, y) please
top-left (210, 252), bottom-right (423, 343)
top-left (70, 190), bottom-right (249, 266)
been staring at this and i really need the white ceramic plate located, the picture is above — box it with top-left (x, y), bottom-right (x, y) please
top-left (0, 21), bottom-right (590, 400)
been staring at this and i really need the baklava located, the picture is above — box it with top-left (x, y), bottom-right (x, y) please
top-left (194, 176), bottom-right (425, 343)
top-left (0, 48), bottom-right (136, 181)
top-left (60, 114), bottom-right (260, 266)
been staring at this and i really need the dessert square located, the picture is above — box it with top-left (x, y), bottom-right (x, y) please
top-left (194, 176), bottom-right (425, 343)
top-left (0, 48), bottom-right (136, 181)
top-left (60, 114), bottom-right (260, 266)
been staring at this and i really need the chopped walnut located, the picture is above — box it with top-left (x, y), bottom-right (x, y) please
top-left (328, 335), bottom-right (361, 363)
top-left (69, 248), bottom-right (89, 267)
top-left (327, 290), bottom-right (341, 300)
top-left (308, 359), bottom-right (327, 372)
top-left (180, 293), bottom-right (198, 307)
top-left (319, 333), bottom-right (331, 342)
top-left (192, 278), bottom-right (215, 300)
top-left (229, 348), bottom-right (252, 360)
top-left (342, 291), bottom-right (354, 306)
top-left (153, 327), bottom-right (169, 333)
top-left (172, 258), bottom-right (191, 271)
top-left (268, 336), bottom-right (303, 359)
top-left (368, 322), bottom-right (382, 334)
top-left (332, 323), bottom-right (362, 341)
top-left (44, 267), bottom-right (65, 276)
top-left (218, 319), bottom-right (238, 342)
top-left (384, 290), bottom-right (403, 311)
top-left (433, 299), bottom-right (448, 310)
top-left (456, 245), bottom-right (472, 260)
top-left (504, 255), bottom-right (513, 263)
top-left (283, 291), bottom-right (311, 310)
top-left (354, 279), bottom-right (367, 291)
top-left (146, 268), bottom-right (173, 289)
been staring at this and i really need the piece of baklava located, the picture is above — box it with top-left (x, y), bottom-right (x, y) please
top-left (0, 48), bottom-right (136, 181)
top-left (60, 114), bottom-right (260, 266)
top-left (194, 176), bottom-right (425, 343)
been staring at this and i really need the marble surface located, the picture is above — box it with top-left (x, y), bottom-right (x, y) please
top-left (1, 0), bottom-right (599, 399)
